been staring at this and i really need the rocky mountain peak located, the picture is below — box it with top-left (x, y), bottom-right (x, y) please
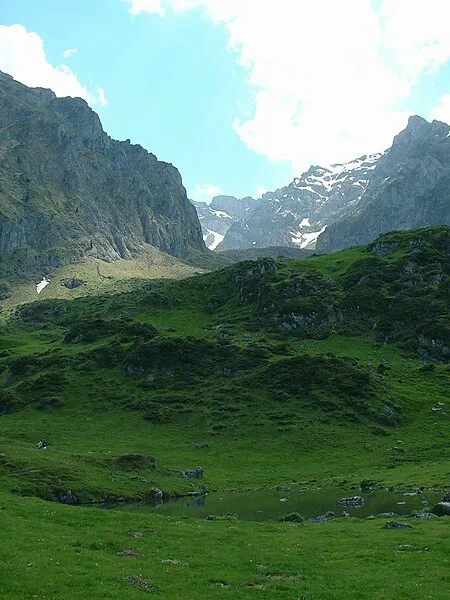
top-left (213, 151), bottom-right (383, 251)
top-left (192, 194), bottom-right (261, 250)
top-left (0, 73), bottom-right (204, 276)
top-left (316, 115), bottom-right (450, 252)
top-left (390, 114), bottom-right (449, 157)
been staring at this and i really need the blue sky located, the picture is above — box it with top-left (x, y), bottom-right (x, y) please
top-left (1, 0), bottom-right (450, 203)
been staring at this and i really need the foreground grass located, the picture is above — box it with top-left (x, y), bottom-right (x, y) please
top-left (1, 491), bottom-right (448, 600)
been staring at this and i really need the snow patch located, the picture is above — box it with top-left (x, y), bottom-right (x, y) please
top-left (300, 217), bottom-right (310, 227)
top-left (210, 209), bottom-right (232, 219)
top-left (291, 225), bottom-right (327, 249)
top-left (37, 277), bottom-right (50, 294)
top-left (203, 229), bottom-right (224, 251)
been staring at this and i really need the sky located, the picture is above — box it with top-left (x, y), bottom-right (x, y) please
top-left (1, 1), bottom-right (450, 204)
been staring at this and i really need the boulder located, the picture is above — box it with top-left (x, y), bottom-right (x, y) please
top-left (58, 490), bottom-right (79, 505)
top-left (431, 502), bottom-right (450, 516)
top-left (339, 496), bottom-right (364, 506)
top-left (63, 278), bottom-right (84, 289)
top-left (384, 520), bottom-right (413, 529)
top-left (182, 466), bottom-right (204, 479)
top-left (310, 511), bottom-right (335, 523)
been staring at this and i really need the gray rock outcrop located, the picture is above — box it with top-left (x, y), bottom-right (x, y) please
top-left (317, 116), bottom-right (450, 252)
top-left (0, 71), bottom-right (204, 275)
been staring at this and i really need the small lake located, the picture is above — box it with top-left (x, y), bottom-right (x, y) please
top-left (116, 488), bottom-right (441, 521)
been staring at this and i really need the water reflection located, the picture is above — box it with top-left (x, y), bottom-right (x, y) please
top-left (121, 488), bottom-right (441, 521)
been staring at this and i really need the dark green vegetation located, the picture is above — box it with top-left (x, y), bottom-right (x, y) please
top-left (0, 226), bottom-right (449, 598)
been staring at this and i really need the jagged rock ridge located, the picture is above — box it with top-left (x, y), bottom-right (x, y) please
top-left (316, 116), bottom-right (450, 251)
top-left (0, 71), bottom-right (204, 275)
top-left (214, 152), bottom-right (382, 251)
top-left (198, 115), bottom-right (450, 254)
top-left (192, 195), bottom-right (261, 250)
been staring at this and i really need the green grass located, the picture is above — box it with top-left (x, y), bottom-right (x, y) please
top-left (0, 491), bottom-right (448, 599)
top-left (0, 244), bottom-right (203, 308)
top-left (0, 226), bottom-right (449, 598)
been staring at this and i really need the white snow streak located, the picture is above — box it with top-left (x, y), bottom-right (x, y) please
top-left (203, 228), bottom-right (224, 250)
top-left (291, 225), bottom-right (327, 249)
top-left (36, 277), bottom-right (50, 294)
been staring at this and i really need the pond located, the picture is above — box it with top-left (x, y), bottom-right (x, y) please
top-left (115, 488), bottom-right (441, 521)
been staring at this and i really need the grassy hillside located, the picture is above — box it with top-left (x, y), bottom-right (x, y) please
top-left (0, 226), bottom-right (449, 598)
top-left (0, 243), bottom-right (204, 308)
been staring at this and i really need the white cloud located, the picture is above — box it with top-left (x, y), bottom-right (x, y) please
top-left (430, 95), bottom-right (450, 124)
top-left (62, 48), bottom-right (78, 58)
top-left (190, 183), bottom-right (223, 203)
top-left (123, 0), bottom-right (164, 15)
top-left (0, 25), bottom-right (106, 107)
top-left (96, 87), bottom-right (108, 107)
top-left (130, 0), bottom-right (450, 172)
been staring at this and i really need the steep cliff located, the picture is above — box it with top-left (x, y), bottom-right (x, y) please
top-left (192, 195), bottom-right (261, 249)
top-left (316, 116), bottom-right (450, 251)
top-left (0, 72), bottom-right (204, 275)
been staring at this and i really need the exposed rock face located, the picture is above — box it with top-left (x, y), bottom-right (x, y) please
top-left (216, 153), bottom-right (382, 250)
top-left (0, 71), bottom-right (204, 275)
top-left (316, 116), bottom-right (450, 252)
top-left (192, 195), bottom-right (261, 250)
top-left (197, 115), bottom-right (449, 254)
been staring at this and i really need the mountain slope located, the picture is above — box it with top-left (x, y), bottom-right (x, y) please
top-left (316, 116), bottom-right (450, 251)
top-left (193, 195), bottom-right (261, 249)
top-left (212, 116), bottom-right (450, 254)
top-left (0, 72), bottom-right (204, 276)
top-left (217, 153), bottom-right (382, 250)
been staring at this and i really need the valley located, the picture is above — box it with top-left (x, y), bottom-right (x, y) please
top-left (0, 72), bottom-right (449, 600)
top-left (0, 227), bottom-right (449, 599)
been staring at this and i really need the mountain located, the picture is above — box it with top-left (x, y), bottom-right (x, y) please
top-left (316, 116), bottom-right (450, 251)
top-left (192, 195), bottom-right (261, 249)
top-left (216, 152), bottom-right (382, 250)
top-left (0, 72), bottom-right (204, 276)
top-left (203, 116), bottom-right (450, 254)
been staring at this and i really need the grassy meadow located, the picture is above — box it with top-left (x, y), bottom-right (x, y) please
top-left (0, 227), bottom-right (449, 598)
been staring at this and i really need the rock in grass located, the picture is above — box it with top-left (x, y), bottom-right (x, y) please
top-left (182, 466), bottom-right (204, 478)
top-left (384, 520), bottom-right (413, 529)
top-left (431, 502), bottom-right (450, 516)
top-left (125, 575), bottom-right (155, 592)
top-left (339, 496), bottom-right (364, 506)
top-left (58, 490), bottom-right (79, 505)
top-left (63, 278), bottom-right (84, 289)
top-left (442, 492), bottom-right (450, 502)
top-left (279, 512), bottom-right (304, 523)
top-left (310, 511), bottom-right (335, 523)
top-left (118, 549), bottom-right (141, 558)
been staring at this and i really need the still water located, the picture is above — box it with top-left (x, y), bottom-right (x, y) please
top-left (118, 488), bottom-right (441, 521)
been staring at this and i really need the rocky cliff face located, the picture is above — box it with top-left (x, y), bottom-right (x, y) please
top-left (204, 116), bottom-right (449, 254)
top-left (192, 195), bottom-right (261, 250)
top-left (0, 72), bottom-right (204, 275)
top-left (216, 153), bottom-right (382, 251)
top-left (316, 116), bottom-right (450, 252)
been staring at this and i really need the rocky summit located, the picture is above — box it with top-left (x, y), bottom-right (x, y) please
top-left (316, 115), bottom-right (450, 251)
top-left (192, 195), bottom-right (261, 250)
top-left (216, 152), bottom-right (381, 251)
top-left (0, 72), bottom-right (204, 276)
top-left (195, 115), bottom-right (450, 253)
